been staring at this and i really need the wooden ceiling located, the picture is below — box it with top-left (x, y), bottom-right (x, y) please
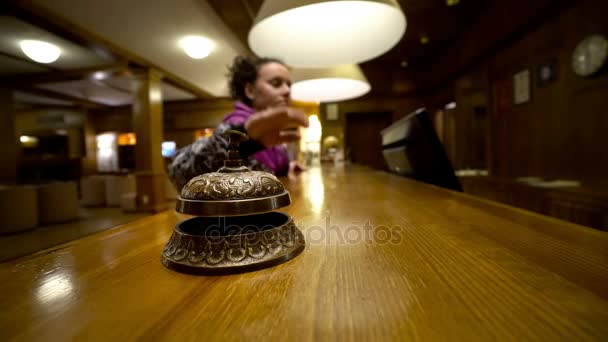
top-left (208, 0), bottom-right (492, 96)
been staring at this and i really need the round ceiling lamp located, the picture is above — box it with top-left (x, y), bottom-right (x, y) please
top-left (179, 35), bottom-right (215, 59)
top-left (19, 40), bottom-right (61, 64)
top-left (291, 64), bottom-right (371, 103)
top-left (249, 0), bottom-right (406, 67)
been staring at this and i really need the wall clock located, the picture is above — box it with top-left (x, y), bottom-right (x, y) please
top-left (571, 34), bottom-right (608, 76)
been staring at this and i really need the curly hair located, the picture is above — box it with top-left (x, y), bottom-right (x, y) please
top-left (227, 56), bottom-right (285, 106)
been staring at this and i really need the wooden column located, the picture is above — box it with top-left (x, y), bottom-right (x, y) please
top-left (132, 69), bottom-right (166, 212)
top-left (0, 87), bottom-right (18, 184)
top-left (81, 111), bottom-right (98, 176)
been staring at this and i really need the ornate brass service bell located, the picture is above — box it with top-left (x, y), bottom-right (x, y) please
top-left (161, 130), bottom-right (305, 275)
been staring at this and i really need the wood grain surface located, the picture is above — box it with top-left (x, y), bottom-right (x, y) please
top-left (1, 165), bottom-right (607, 341)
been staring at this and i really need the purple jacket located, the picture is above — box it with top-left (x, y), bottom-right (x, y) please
top-left (223, 102), bottom-right (290, 176)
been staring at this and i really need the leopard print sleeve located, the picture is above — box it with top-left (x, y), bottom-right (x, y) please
top-left (167, 122), bottom-right (268, 191)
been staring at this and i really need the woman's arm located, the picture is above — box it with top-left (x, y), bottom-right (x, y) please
top-left (167, 122), bottom-right (265, 191)
top-left (168, 107), bottom-right (309, 191)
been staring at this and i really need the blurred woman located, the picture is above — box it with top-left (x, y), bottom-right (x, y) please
top-left (168, 56), bottom-right (308, 190)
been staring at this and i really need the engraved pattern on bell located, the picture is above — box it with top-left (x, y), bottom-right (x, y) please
top-left (180, 171), bottom-right (285, 200)
top-left (162, 219), bottom-right (304, 268)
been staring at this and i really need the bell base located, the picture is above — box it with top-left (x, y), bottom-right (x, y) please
top-left (161, 244), bottom-right (304, 276)
top-left (161, 212), bottom-right (305, 275)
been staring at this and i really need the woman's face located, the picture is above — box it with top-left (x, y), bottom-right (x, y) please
top-left (246, 62), bottom-right (291, 110)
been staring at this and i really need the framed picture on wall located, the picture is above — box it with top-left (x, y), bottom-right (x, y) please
top-left (326, 103), bottom-right (339, 121)
top-left (513, 69), bottom-right (531, 104)
top-left (538, 60), bottom-right (558, 86)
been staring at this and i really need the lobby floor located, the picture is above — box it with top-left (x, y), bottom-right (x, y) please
top-left (0, 206), bottom-right (152, 262)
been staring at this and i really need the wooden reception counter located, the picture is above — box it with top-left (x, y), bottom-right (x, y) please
top-left (1, 166), bottom-right (607, 340)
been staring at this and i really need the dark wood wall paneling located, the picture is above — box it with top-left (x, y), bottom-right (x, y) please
top-left (344, 111), bottom-right (393, 170)
top-left (441, 0), bottom-right (608, 230)
top-left (488, 0), bottom-right (608, 181)
top-left (444, 0), bottom-right (608, 182)
top-left (344, 0), bottom-right (607, 183)
top-left (333, 96), bottom-right (426, 169)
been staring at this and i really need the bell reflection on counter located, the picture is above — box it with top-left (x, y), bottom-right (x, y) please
top-left (161, 130), bottom-right (305, 275)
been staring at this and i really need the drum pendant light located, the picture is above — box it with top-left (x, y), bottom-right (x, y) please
top-left (290, 65), bottom-right (370, 102)
top-left (248, 0), bottom-right (406, 68)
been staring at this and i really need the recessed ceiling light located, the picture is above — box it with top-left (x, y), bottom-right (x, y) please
top-left (19, 40), bottom-right (61, 64)
top-left (445, 102), bottom-right (457, 110)
top-left (446, 0), bottom-right (460, 6)
top-left (92, 71), bottom-right (108, 80)
top-left (400, 60), bottom-right (409, 68)
top-left (420, 36), bottom-right (430, 44)
top-left (179, 35), bottom-right (215, 59)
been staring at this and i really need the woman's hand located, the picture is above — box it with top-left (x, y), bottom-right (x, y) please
top-left (289, 160), bottom-right (306, 173)
top-left (288, 160), bottom-right (306, 180)
top-left (244, 107), bottom-right (309, 147)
